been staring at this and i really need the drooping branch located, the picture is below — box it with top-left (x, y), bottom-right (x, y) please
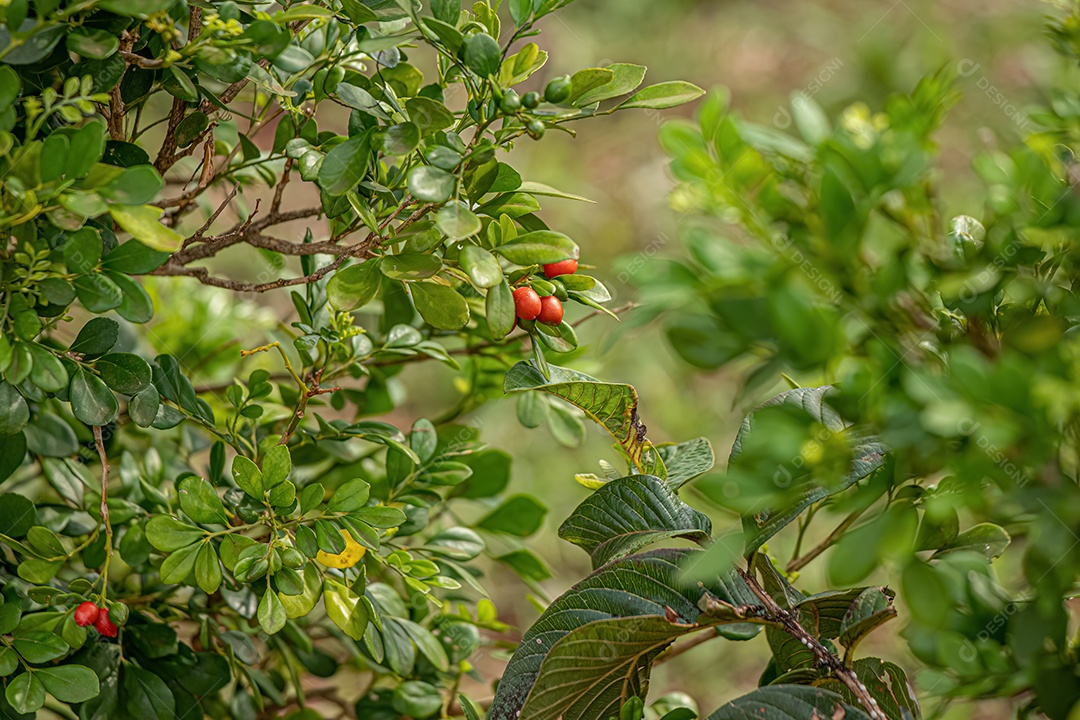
top-left (151, 199), bottom-right (435, 293)
top-left (736, 566), bottom-right (885, 720)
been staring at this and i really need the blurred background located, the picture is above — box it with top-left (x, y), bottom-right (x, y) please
top-left (147, 1), bottom-right (1062, 716)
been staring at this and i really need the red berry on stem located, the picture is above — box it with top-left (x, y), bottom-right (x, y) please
top-left (513, 287), bottom-right (542, 320)
top-left (94, 611), bottom-right (118, 638)
top-left (543, 259), bottom-right (578, 279)
top-left (74, 601), bottom-right (99, 627)
top-left (537, 295), bottom-right (564, 325)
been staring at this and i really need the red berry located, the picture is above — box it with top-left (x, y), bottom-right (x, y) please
top-left (74, 601), bottom-right (99, 627)
top-left (513, 287), bottom-right (542, 320)
top-left (543, 259), bottom-right (578, 279)
top-left (537, 295), bottom-right (564, 325)
top-left (94, 611), bottom-right (118, 638)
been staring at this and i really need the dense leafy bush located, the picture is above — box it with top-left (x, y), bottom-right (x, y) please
top-left (526, 3), bottom-right (1080, 719)
top-left (0, 0), bottom-right (704, 717)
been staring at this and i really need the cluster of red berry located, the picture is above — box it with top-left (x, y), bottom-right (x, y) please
top-left (74, 601), bottom-right (118, 638)
top-left (512, 259), bottom-right (577, 325)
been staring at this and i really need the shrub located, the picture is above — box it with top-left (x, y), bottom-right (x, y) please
top-left (499, 4), bottom-right (1080, 720)
top-left (0, 0), bottom-right (703, 717)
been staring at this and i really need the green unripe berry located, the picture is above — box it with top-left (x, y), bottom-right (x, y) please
top-left (500, 89), bottom-right (521, 113)
top-left (526, 118), bottom-right (545, 139)
top-left (522, 91), bottom-right (540, 109)
top-left (544, 75), bottom-right (572, 104)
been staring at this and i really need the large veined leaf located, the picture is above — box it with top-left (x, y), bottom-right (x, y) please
top-left (488, 549), bottom-right (763, 720)
top-left (514, 616), bottom-right (714, 720)
top-left (655, 437), bottom-right (715, 489)
top-left (731, 387), bottom-right (888, 554)
top-left (558, 475), bottom-right (712, 569)
top-left (819, 658), bottom-right (920, 720)
top-left (705, 686), bottom-right (873, 720)
top-left (504, 362), bottom-right (665, 476)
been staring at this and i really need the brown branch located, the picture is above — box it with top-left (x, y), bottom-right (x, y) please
top-left (93, 426), bottom-right (114, 595)
top-left (786, 507), bottom-right (866, 573)
top-left (185, 185), bottom-right (241, 247)
top-left (279, 369), bottom-right (341, 446)
top-left (737, 566), bottom-right (885, 720)
top-left (151, 200), bottom-right (435, 293)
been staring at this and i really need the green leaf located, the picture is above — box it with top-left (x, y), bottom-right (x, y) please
top-left (517, 616), bottom-right (712, 720)
top-left (178, 476), bottom-right (229, 525)
top-left (108, 205), bottom-right (183, 252)
top-left (436, 203), bottom-right (482, 240)
top-left (328, 260), bottom-right (381, 311)
top-left (476, 495), bottom-right (547, 537)
top-left (63, 227), bottom-right (102, 274)
top-left (0, 494), bottom-right (35, 537)
top-left (77, 273), bottom-right (120, 311)
top-left (101, 164), bottom-right (165, 205)
top-left (837, 587), bottom-right (897, 649)
top-left (145, 515), bottom-right (204, 551)
top-left (819, 659), bottom-right (919, 720)
top-left (122, 665), bottom-right (175, 720)
top-left (559, 475), bottom-right (712, 568)
top-left (655, 437), bottom-right (715, 489)
top-left (328, 479), bottom-right (371, 513)
top-left (459, 245), bottom-right (503, 288)
top-left (98, 0), bottom-right (178, 16)
top-left (565, 68), bottom-right (615, 105)
top-left (5, 672), bottom-right (44, 714)
top-left (26, 345), bottom-right (68, 393)
top-left (933, 522), bottom-right (1010, 559)
top-left (194, 542), bottom-right (222, 593)
top-left (129, 386), bottom-right (160, 428)
top-left (406, 97), bottom-right (455, 135)
top-left (102, 240), bottom-right (170, 274)
top-left (36, 665), bottom-right (100, 703)
top-left (351, 505), bottom-right (407, 529)
top-left (381, 253), bottom-right (442, 280)
top-left (732, 387), bottom-right (887, 555)
top-left (262, 445), bottom-right (292, 487)
top-left (703, 686), bottom-right (872, 720)
top-left (618, 81), bottom-right (706, 110)
top-left (95, 353), bottom-right (152, 395)
top-left (13, 631), bottom-right (68, 663)
top-left (258, 589), bottom-right (286, 634)
top-left (407, 165), bottom-right (456, 203)
top-left (231, 456), bottom-right (264, 498)
top-left (504, 362), bottom-right (665, 475)
top-left (318, 132), bottom-right (372, 196)
top-left (574, 63), bottom-right (647, 105)
top-left (0, 432), bottom-right (27, 484)
top-left (323, 579), bottom-right (370, 640)
top-left (494, 231), bottom-right (578, 265)
top-left (489, 549), bottom-right (762, 720)
top-left (411, 282), bottom-right (470, 330)
top-left (160, 542), bottom-right (200, 584)
top-left (69, 368), bottom-right (119, 426)
top-left (67, 27), bottom-right (119, 59)
top-left (70, 318), bottom-right (118, 359)
top-left (174, 112), bottom-right (208, 148)
top-left (463, 32), bottom-right (501, 77)
top-left (0, 382), bottom-right (28, 435)
top-left (486, 279), bottom-right (516, 340)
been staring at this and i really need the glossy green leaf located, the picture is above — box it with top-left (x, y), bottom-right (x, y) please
top-left (558, 475), bottom-right (712, 568)
top-left (411, 282), bottom-right (470, 330)
top-left (69, 368), bottom-right (119, 426)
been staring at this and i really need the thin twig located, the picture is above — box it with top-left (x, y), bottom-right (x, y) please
top-left (93, 426), bottom-right (114, 597)
top-left (786, 507), bottom-right (866, 573)
top-left (737, 566), bottom-right (885, 720)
